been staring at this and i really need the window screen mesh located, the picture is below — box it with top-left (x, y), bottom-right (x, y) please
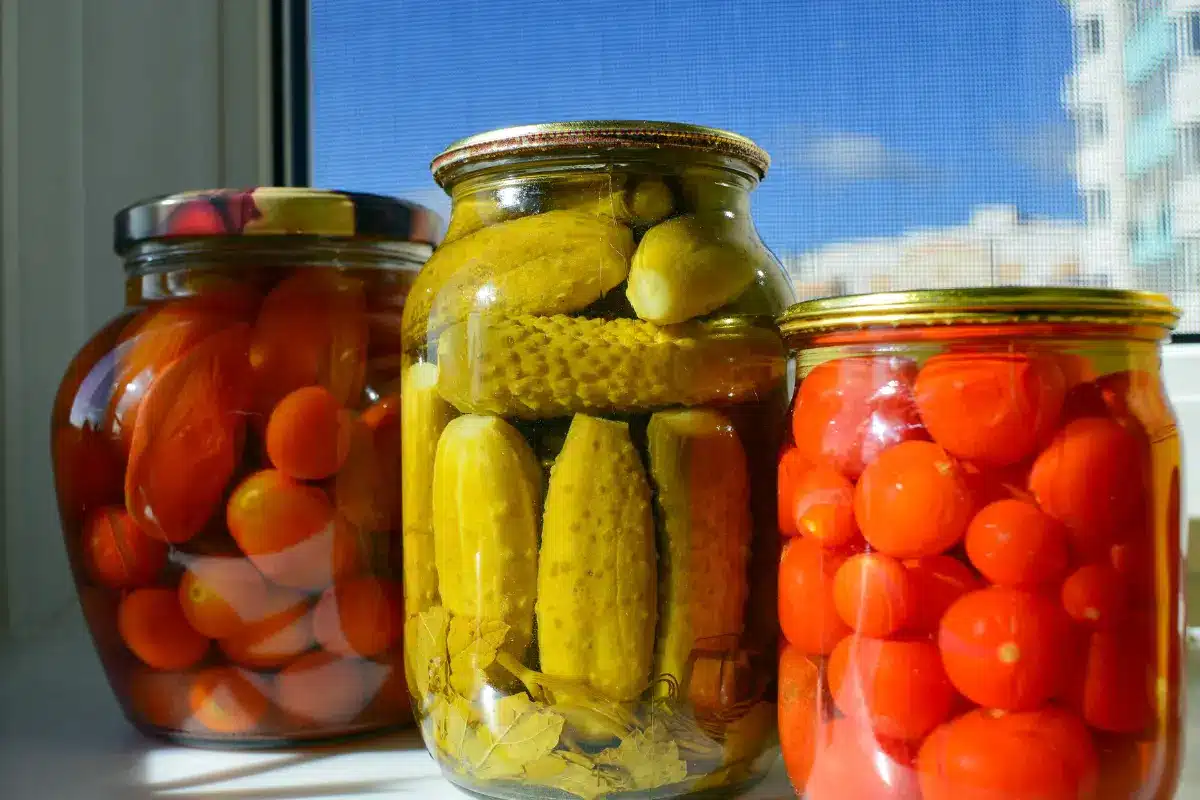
top-left (312, 0), bottom-right (1200, 332)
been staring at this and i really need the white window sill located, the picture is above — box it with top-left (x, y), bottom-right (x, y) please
top-left (0, 609), bottom-right (795, 799)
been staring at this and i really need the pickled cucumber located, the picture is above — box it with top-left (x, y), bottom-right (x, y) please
top-left (432, 415), bottom-right (542, 658)
top-left (402, 210), bottom-right (634, 342)
top-left (646, 409), bottom-right (752, 701)
top-left (553, 177), bottom-right (675, 228)
top-left (402, 362), bottom-right (458, 615)
top-left (627, 215), bottom-right (759, 325)
top-left (538, 414), bottom-right (657, 701)
top-left (436, 314), bottom-right (786, 418)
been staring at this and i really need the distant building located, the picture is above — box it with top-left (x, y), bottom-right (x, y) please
top-left (786, 206), bottom-right (1103, 301)
top-left (1062, 0), bottom-right (1200, 326)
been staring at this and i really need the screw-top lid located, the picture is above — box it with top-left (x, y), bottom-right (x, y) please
top-left (114, 187), bottom-right (443, 255)
top-left (430, 120), bottom-right (771, 188)
top-left (778, 287), bottom-right (1179, 338)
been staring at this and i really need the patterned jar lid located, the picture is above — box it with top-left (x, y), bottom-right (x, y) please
top-left (114, 187), bottom-right (443, 255)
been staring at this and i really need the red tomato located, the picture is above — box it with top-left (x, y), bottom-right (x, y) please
top-left (854, 441), bottom-right (974, 559)
top-left (188, 666), bottom-right (270, 734)
top-left (780, 461), bottom-right (859, 548)
top-left (312, 577), bottom-right (404, 658)
top-left (791, 356), bottom-right (925, 480)
top-left (778, 644), bottom-right (824, 791)
top-left (903, 555), bottom-right (982, 635)
top-left (1061, 564), bottom-right (1130, 628)
top-left (964, 499), bottom-right (1070, 588)
top-left (779, 538), bottom-right (851, 655)
top-left (938, 587), bottom-right (1069, 710)
top-left (833, 553), bottom-right (913, 637)
top-left (778, 446), bottom-right (808, 537)
top-left (828, 636), bottom-right (956, 741)
top-left (914, 352), bottom-right (1066, 467)
top-left (1096, 369), bottom-right (1173, 435)
top-left (81, 506), bottom-right (166, 589)
top-left (1029, 417), bottom-right (1147, 560)
top-left (124, 325), bottom-right (253, 543)
top-left (805, 718), bottom-right (920, 800)
top-left (265, 385), bottom-right (354, 481)
top-left (918, 707), bottom-right (1098, 800)
top-left (1073, 629), bottom-right (1155, 734)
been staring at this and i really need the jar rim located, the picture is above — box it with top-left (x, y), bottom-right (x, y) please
top-left (430, 120), bottom-right (770, 187)
top-left (113, 187), bottom-right (443, 256)
top-left (777, 287), bottom-right (1180, 337)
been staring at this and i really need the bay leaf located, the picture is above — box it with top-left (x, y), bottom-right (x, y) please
top-left (469, 694), bottom-right (564, 780)
top-left (523, 753), bottom-right (613, 800)
top-left (406, 606), bottom-right (449, 701)
top-left (595, 721), bottom-right (689, 791)
top-left (448, 616), bottom-right (509, 697)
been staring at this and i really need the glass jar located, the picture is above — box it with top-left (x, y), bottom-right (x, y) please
top-left (401, 122), bottom-right (795, 798)
top-left (775, 288), bottom-right (1184, 800)
top-left (51, 188), bottom-right (440, 746)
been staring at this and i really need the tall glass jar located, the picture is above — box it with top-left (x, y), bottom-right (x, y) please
top-left (401, 122), bottom-right (796, 798)
top-left (51, 188), bottom-right (440, 746)
top-left (775, 288), bottom-right (1184, 800)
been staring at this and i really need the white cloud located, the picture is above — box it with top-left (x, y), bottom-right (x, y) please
top-left (772, 126), bottom-right (932, 183)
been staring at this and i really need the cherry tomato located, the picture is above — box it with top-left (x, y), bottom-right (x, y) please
top-left (118, 587), bottom-right (210, 671)
top-left (108, 289), bottom-right (258, 454)
top-left (250, 269), bottom-right (369, 411)
top-left (177, 555), bottom-right (306, 639)
top-left (938, 587), bottom-right (1069, 710)
top-left (53, 425), bottom-right (124, 523)
top-left (854, 441), bottom-right (974, 559)
top-left (81, 506), bottom-right (166, 589)
top-left (833, 553), bottom-right (913, 637)
top-left (226, 469), bottom-right (357, 591)
top-left (1110, 537), bottom-right (1155, 602)
top-left (1096, 369), bottom-right (1173, 435)
top-left (781, 461), bottom-right (859, 548)
top-left (127, 668), bottom-right (193, 731)
top-left (964, 499), bottom-right (1070, 588)
top-left (313, 577), bottom-right (404, 658)
top-left (778, 644), bottom-right (824, 791)
top-left (265, 385), bottom-right (353, 481)
top-left (792, 356), bottom-right (924, 480)
top-left (125, 324), bottom-right (253, 544)
top-left (1073, 629), bottom-right (1155, 734)
top-left (805, 717), bottom-right (920, 800)
top-left (1029, 416), bottom-right (1146, 560)
top-left (188, 666), bottom-right (270, 734)
top-left (335, 396), bottom-right (402, 533)
top-left (777, 446), bottom-right (808, 537)
top-left (1061, 564), bottom-right (1129, 628)
top-left (903, 555), bottom-right (982, 635)
top-left (918, 707), bottom-right (1098, 800)
top-left (779, 537), bottom-right (851, 655)
top-left (914, 352), bottom-right (1066, 467)
top-left (276, 651), bottom-right (368, 725)
top-left (828, 636), bottom-right (956, 741)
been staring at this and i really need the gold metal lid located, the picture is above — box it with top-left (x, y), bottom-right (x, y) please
top-left (431, 120), bottom-right (770, 187)
top-left (777, 287), bottom-right (1179, 337)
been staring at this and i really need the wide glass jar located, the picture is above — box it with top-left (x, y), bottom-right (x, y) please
top-left (775, 288), bottom-right (1184, 800)
top-left (401, 122), bottom-right (796, 798)
top-left (51, 188), bottom-right (440, 746)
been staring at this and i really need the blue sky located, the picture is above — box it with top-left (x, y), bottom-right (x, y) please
top-left (311, 0), bottom-right (1080, 256)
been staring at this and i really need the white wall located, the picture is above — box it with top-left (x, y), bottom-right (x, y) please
top-left (0, 0), bottom-right (273, 638)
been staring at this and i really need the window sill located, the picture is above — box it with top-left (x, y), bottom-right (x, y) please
top-left (0, 609), bottom-right (795, 799)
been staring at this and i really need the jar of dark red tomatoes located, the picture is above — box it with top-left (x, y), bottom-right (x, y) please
top-left (51, 188), bottom-right (440, 746)
top-left (775, 288), bottom-right (1184, 800)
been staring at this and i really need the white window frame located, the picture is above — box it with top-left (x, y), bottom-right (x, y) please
top-left (1083, 187), bottom-right (1111, 224)
top-left (1180, 123), bottom-right (1200, 177)
top-left (0, 0), bottom-right (275, 639)
top-left (1077, 104), bottom-right (1108, 146)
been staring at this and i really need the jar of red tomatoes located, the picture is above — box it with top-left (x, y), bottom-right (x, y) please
top-left (51, 188), bottom-right (440, 746)
top-left (775, 288), bottom-right (1184, 800)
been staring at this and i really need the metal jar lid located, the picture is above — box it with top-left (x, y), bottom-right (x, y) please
top-left (430, 120), bottom-right (771, 188)
top-left (114, 187), bottom-right (443, 256)
top-left (777, 287), bottom-right (1180, 338)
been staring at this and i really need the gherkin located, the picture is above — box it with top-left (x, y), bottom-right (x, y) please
top-left (436, 314), bottom-right (785, 419)
top-left (537, 414), bottom-right (657, 702)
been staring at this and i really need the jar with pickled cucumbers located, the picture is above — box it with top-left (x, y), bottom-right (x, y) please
top-left (775, 288), bottom-right (1185, 800)
top-left (51, 188), bottom-right (440, 746)
top-left (401, 122), bottom-right (796, 798)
